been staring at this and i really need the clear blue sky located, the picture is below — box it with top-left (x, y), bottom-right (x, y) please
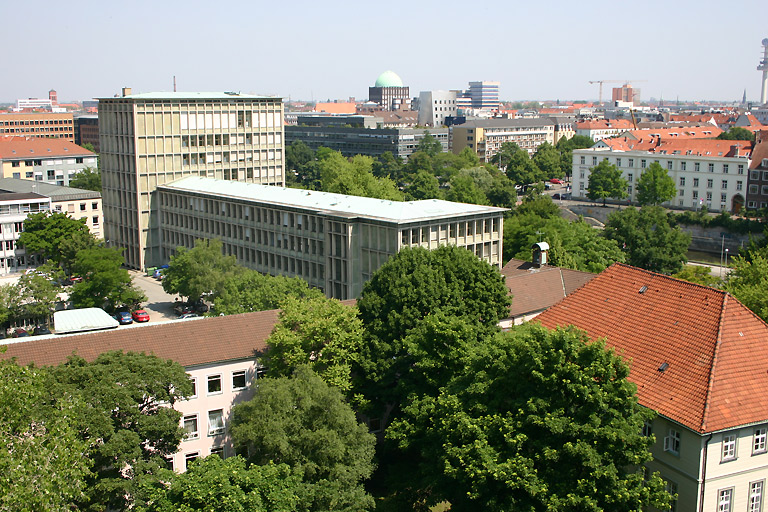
top-left (2, 0), bottom-right (767, 104)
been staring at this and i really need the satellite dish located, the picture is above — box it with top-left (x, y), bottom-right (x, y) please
top-left (762, 38), bottom-right (768, 46)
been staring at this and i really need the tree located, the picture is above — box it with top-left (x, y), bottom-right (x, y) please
top-left (673, 265), bottom-right (721, 288)
top-left (444, 173), bottom-right (488, 204)
top-left (387, 323), bottom-right (671, 511)
top-left (213, 270), bottom-right (322, 316)
top-left (515, 194), bottom-right (560, 218)
top-left (142, 456), bottom-right (303, 512)
top-left (17, 211), bottom-right (95, 267)
top-left (404, 168), bottom-right (440, 200)
top-left (0, 359), bottom-right (93, 512)
top-left (556, 135), bottom-right (595, 178)
top-left (636, 161), bottom-right (676, 206)
top-left (163, 238), bottom-right (239, 303)
top-left (16, 261), bottom-right (64, 322)
top-left (69, 166), bottom-right (102, 192)
top-left (52, 351), bottom-right (193, 511)
top-left (604, 206), bottom-right (691, 274)
top-left (716, 127), bottom-right (755, 141)
top-left (416, 131), bottom-right (443, 157)
top-left (726, 253), bottom-right (768, 321)
top-left (355, 246), bottom-right (511, 410)
top-left (69, 245), bottom-right (146, 311)
top-left (587, 159), bottom-right (628, 206)
top-left (264, 296), bottom-right (364, 395)
top-left (317, 152), bottom-right (404, 201)
top-left (231, 367), bottom-right (376, 512)
top-left (533, 142), bottom-right (564, 179)
top-left (503, 148), bottom-right (545, 186)
top-left (0, 283), bottom-right (23, 331)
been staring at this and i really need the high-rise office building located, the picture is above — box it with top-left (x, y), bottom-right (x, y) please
top-left (467, 81), bottom-right (500, 111)
top-left (99, 89), bottom-right (285, 270)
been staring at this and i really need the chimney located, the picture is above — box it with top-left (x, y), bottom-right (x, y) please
top-left (122, 87), bottom-right (132, 97)
top-left (531, 242), bottom-right (550, 268)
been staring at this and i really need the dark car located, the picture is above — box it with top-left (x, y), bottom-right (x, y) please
top-left (113, 311), bottom-right (133, 325)
top-left (33, 325), bottom-right (52, 336)
top-left (132, 310), bottom-right (150, 322)
top-left (11, 328), bottom-right (29, 338)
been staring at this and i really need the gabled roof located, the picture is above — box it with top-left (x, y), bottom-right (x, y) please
top-left (0, 309), bottom-right (280, 368)
top-left (501, 259), bottom-right (595, 318)
top-left (0, 136), bottom-right (94, 160)
top-left (575, 119), bottom-right (634, 131)
top-left (535, 264), bottom-right (768, 433)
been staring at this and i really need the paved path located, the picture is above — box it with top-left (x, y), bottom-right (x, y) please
top-left (129, 270), bottom-right (179, 322)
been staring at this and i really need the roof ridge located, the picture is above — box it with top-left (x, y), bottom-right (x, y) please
top-left (612, 262), bottom-right (730, 297)
top-left (700, 293), bottom-right (729, 432)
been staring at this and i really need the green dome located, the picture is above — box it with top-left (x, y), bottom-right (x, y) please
top-left (375, 70), bottom-right (404, 88)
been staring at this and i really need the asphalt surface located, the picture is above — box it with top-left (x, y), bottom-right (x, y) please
top-left (128, 270), bottom-right (180, 322)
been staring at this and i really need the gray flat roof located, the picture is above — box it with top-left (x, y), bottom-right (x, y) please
top-left (160, 177), bottom-right (506, 223)
top-left (0, 178), bottom-right (100, 201)
top-left (98, 92), bottom-right (281, 101)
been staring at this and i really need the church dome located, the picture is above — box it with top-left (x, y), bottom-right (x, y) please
top-left (375, 70), bottom-right (404, 88)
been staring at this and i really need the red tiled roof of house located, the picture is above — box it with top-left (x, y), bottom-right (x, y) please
top-left (597, 137), bottom-right (753, 157)
top-left (0, 136), bottom-right (94, 160)
top-left (501, 259), bottom-right (595, 318)
top-left (0, 309), bottom-right (281, 368)
top-left (576, 119), bottom-right (634, 130)
top-left (622, 126), bottom-right (723, 141)
top-left (535, 264), bottom-right (768, 433)
top-left (314, 102), bottom-right (357, 115)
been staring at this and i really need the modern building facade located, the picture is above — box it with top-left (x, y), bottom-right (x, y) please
top-left (0, 136), bottom-right (97, 186)
top-left (417, 90), bottom-right (457, 127)
top-left (0, 178), bottom-right (103, 238)
top-left (74, 115), bottom-right (100, 152)
top-left (572, 143), bottom-right (752, 212)
top-left (0, 192), bottom-right (51, 274)
top-left (157, 177), bottom-right (506, 300)
top-left (98, 90), bottom-right (285, 270)
top-left (0, 113), bottom-right (75, 141)
top-left (451, 118), bottom-right (556, 161)
top-left (368, 71), bottom-right (410, 111)
top-left (467, 81), bottom-right (500, 111)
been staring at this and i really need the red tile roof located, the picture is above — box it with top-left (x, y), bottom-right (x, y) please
top-left (597, 137), bottom-right (752, 157)
top-left (535, 264), bottom-right (768, 433)
top-left (0, 136), bottom-right (94, 160)
top-left (576, 119), bottom-right (634, 130)
top-left (621, 126), bottom-right (723, 141)
top-left (0, 310), bottom-right (281, 368)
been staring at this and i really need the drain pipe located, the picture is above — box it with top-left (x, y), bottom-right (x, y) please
top-left (698, 433), bottom-right (714, 512)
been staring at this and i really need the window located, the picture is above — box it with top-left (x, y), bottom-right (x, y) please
top-left (707, 179), bottom-right (713, 189)
top-left (721, 193), bottom-right (727, 203)
top-left (722, 434), bottom-right (737, 461)
top-left (188, 377), bottom-right (197, 398)
top-left (723, 164), bottom-right (729, 174)
top-left (693, 178), bottom-right (699, 187)
top-left (695, 162), bottom-right (701, 172)
top-left (207, 374), bottom-right (222, 394)
top-left (750, 481), bottom-right (764, 512)
top-left (737, 181), bottom-right (743, 191)
top-left (718, 488), bottom-right (733, 512)
top-left (667, 161), bottom-right (673, 170)
top-left (208, 409), bottom-right (225, 436)
top-left (92, 216), bottom-right (99, 225)
top-left (665, 480), bottom-right (678, 512)
top-left (721, 180), bottom-right (728, 189)
top-left (628, 173), bottom-right (633, 183)
top-left (232, 370), bottom-right (247, 390)
top-left (754, 428), bottom-right (767, 454)
top-left (679, 177), bottom-right (686, 186)
top-left (580, 156), bottom-right (585, 164)
top-left (11, 161), bottom-right (20, 167)
top-left (679, 189), bottom-right (685, 197)
top-left (738, 164), bottom-right (745, 174)
top-left (592, 156), bottom-right (597, 165)
top-left (681, 161), bottom-right (687, 170)
top-left (183, 414), bottom-right (199, 440)
top-left (642, 421), bottom-right (653, 437)
top-left (709, 163), bottom-right (715, 172)
top-left (664, 429), bottom-right (680, 455)
top-left (184, 452), bottom-right (199, 470)
top-left (750, 185), bottom-right (760, 194)
top-left (210, 446), bottom-right (225, 458)
top-left (91, 202), bottom-right (98, 210)
top-left (752, 171), bottom-right (760, 180)
top-left (641, 159), bottom-right (647, 168)
top-left (626, 158), bottom-right (634, 168)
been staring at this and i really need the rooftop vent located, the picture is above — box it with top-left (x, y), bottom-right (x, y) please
top-left (639, 285), bottom-right (648, 293)
top-left (658, 362), bottom-right (669, 372)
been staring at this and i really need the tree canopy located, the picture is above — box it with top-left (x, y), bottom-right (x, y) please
top-left (232, 367), bottom-right (376, 512)
top-left (726, 253), bottom-right (768, 322)
top-left (163, 238), bottom-right (240, 302)
top-left (18, 211), bottom-right (95, 270)
top-left (69, 166), bottom-right (102, 192)
top-left (69, 245), bottom-right (146, 311)
top-left (387, 323), bottom-right (671, 511)
top-left (716, 127), bottom-right (755, 141)
top-left (213, 270), bottom-right (322, 316)
top-left (316, 151), bottom-right (404, 201)
top-left (636, 161), bottom-right (676, 206)
top-left (604, 206), bottom-right (691, 274)
top-left (587, 159), bottom-right (628, 206)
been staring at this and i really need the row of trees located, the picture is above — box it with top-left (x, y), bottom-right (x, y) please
top-left (587, 159), bottom-right (676, 207)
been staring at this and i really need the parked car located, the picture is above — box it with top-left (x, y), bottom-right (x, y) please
top-left (550, 178), bottom-right (564, 184)
top-left (178, 313), bottom-right (199, 319)
top-left (132, 310), bottom-right (150, 322)
top-left (11, 328), bottom-right (29, 338)
top-left (113, 311), bottom-right (133, 325)
top-left (33, 325), bottom-right (52, 336)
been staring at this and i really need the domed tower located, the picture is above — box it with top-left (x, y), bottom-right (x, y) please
top-left (369, 70), bottom-right (410, 111)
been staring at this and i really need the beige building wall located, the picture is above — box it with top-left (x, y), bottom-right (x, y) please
top-left (99, 93), bottom-right (285, 270)
top-left (53, 197), bottom-right (103, 238)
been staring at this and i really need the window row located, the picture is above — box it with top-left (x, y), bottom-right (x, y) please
top-left (581, 155), bottom-right (745, 175)
top-left (182, 132), bottom-right (282, 148)
top-left (718, 480), bottom-right (764, 512)
top-left (658, 426), bottom-right (767, 460)
top-left (183, 409), bottom-right (226, 439)
top-left (188, 370), bottom-right (249, 398)
top-left (181, 150), bottom-right (281, 166)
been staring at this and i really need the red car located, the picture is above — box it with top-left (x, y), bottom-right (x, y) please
top-left (550, 178), bottom-right (564, 184)
top-left (132, 310), bottom-right (150, 322)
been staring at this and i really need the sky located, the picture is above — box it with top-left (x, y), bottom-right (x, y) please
top-left (2, 0), bottom-right (768, 105)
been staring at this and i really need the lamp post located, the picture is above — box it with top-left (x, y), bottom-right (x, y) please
top-left (724, 248), bottom-right (729, 279)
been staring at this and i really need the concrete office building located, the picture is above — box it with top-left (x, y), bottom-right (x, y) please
top-left (468, 81), bottom-right (500, 111)
top-left (157, 177), bottom-right (505, 300)
top-left (451, 118), bottom-right (556, 161)
top-left (0, 112), bottom-right (75, 141)
top-left (417, 91), bottom-right (457, 127)
top-left (98, 90), bottom-right (285, 270)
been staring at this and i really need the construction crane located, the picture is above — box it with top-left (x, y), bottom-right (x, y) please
top-left (588, 80), bottom-right (647, 106)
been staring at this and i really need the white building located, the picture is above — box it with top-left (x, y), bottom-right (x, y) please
top-left (0, 192), bottom-right (51, 274)
top-left (417, 90), bottom-right (457, 127)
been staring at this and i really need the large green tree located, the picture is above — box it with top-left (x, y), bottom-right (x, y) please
top-left (415, 132), bottom-right (443, 157)
top-left (163, 238), bottom-right (240, 303)
top-left (0, 283), bottom-right (23, 331)
top-left (285, 140), bottom-right (315, 187)
top-left (716, 127), bottom-right (755, 141)
top-left (52, 351), bottom-right (193, 512)
top-left (387, 323), bottom-right (671, 511)
top-left (69, 166), bottom-right (102, 192)
top-left (316, 152), bottom-right (404, 201)
top-left (636, 162), bottom-right (676, 206)
top-left (69, 245), bottom-right (146, 311)
top-left (232, 367), bottom-right (376, 512)
top-left (533, 142), bottom-right (564, 179)
top-left (263, 296), bottom-right (364, 395)
top-left (213, 269), bottom-right (322, 315)
top-left (604, 206), bottom-right (691, 274)
top-left (587, 159), bottom-right (628, 206)
top-left (18, 211), bottom-right (95, 268)
top-left (726, 253), bottom-right (768, 321)
top-left (404, 168), bottom-right (441, 200)
top-left (0, 359), bottom-right (93, 511)
top-left (445, 173), bottom-right (488, 204)
top-left (16, 261), bottom-right (64, 322)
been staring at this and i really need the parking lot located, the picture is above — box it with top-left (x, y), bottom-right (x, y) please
top-left (129, 270), bottom-right (180, 322)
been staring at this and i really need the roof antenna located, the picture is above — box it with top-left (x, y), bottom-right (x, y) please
top-left (173, 75), bottom-right (177, 92)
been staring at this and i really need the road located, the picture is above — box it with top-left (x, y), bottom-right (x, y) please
top-left (129, 270), bottom-right (179, 322)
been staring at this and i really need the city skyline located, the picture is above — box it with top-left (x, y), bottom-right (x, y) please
top-left (2, 0), bottom-right (768, 104)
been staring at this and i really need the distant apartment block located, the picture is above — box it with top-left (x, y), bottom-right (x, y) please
top-left (451, 118), bottom-right (556, 161)
top-left (98, 90), bottom-right (285, 270)
top-left (74, 115), bottom-right (100, 152)
top-left (157, 177), bottom-right (505, 300)
top-left (417, 91), bottom-right (457, 127)
top-left (0, 136), bottom-right (97, 186)
top-left (467, 81), bottom-right (500, 111)
top-left (0, 113), bottom-right (75, 141)
top-left (575, 119), bottom-right (634, 141)
top-left (0, 192), bottom-right (50, 274)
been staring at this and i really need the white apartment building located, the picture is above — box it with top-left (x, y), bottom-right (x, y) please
top-left (574, 119), bottom-right (634, 141)
top-left (99, 90), bottom-right (285, 271)
top-left (157, 177), bottom-right (506, 300)
top-left (572, 147), bottom-right (751, 212)
top-left (417, 90), bottom-right (457, 127)
top-left (0, 192), bottom-right (51, 274)
top-left (451, 118), bottom-right (556, 161)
